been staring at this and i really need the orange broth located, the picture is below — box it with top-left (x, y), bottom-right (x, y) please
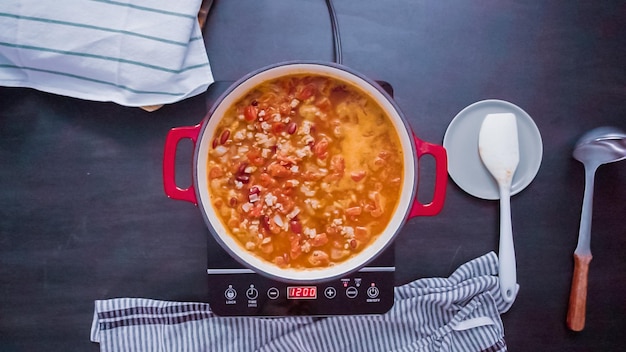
top-left (207, 74), bottom-right (404, 269)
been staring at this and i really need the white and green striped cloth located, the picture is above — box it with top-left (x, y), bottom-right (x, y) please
top-left (0, 0), bottom-right (213, 107)
top-left (91, 252), bottom-right (515, 352)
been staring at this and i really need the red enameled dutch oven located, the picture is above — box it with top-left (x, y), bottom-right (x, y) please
top-left (163, 62), bottom-right (447, 283)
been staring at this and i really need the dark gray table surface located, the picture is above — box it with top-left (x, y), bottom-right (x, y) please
top-left (1, 1), bottom-right (625, 351)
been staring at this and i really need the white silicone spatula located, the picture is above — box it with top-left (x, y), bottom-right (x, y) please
top-left (478, 113), bottom-right (520, 303)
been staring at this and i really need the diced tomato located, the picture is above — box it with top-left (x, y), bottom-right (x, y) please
top-left (244, 105), bottom-right (258, 121)
top-left (312, 138), bottom-right (329, 159)
top-left (277, 194), bottom-right (295, 214)
top-left (370, 207), bottom-right (383, 218)
top-left (209, 166), bottom-right (224, 179)
top-left (271, 122), bottom-right (285, 134)
top-left (227, 217), bottom-right (240, 229)
top-left (250, 202), bottom-right (263, 217)
top-left (279, 102), bottom-right (290, 115)
top-left (310, 233), bottom-right (328, 247)
top-left (247, 148), bottom-right (265, 166)
top-left (267, 162), bottom-right (291, 178)
top-left (308, 250), bottom-right (330, 266)
top-left (268, 218), bottom-right (281, 235)
top-left (289, 233), bottom-right (302, 259)
top-left (302, 170), bottom-right (325, 181)
top-left (259, 173), bottom-right (277, 188)
top-left (328, 155), bottom-right (345, 180)
top-left (273, 255), bottom-right (288, 267)
top-left (315, 96), bottom-right (331, 111)
top-left (345, 206), bottom-right (362, 216)
top-left (295, 84), bottom-right (316, 101)
top-left (355, 226), bottom-right (369, 241)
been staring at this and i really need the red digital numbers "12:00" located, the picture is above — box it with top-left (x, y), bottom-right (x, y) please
top-left (287, 286), bottom-right (317, 299)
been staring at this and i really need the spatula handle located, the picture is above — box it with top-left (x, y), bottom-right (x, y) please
top-left (498, 185), bottom-right (517, 303)
top-left (567, 253), bottom-right (592, 331)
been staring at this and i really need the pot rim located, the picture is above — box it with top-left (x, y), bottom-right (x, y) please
top-left (193, 61), bottom-right (418, 283)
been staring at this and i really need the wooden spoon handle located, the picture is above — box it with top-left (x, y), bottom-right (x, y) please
top-left (567, 253), bottom-right (592, 331)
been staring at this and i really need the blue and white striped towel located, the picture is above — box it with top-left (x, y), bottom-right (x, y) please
top-left (91, 252), bottom-right (515, 352)
top-left (0, 0), bottom-right (214, 107)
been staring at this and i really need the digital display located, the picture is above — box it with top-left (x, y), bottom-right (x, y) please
top-left (287, 286), bottom-right (317, 300)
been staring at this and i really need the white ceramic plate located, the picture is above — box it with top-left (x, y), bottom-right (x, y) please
top-left (443, 99), bottom-right (543, 200)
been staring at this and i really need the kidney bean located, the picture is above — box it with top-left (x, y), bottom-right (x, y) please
top-left (237, 162), bottom-right (249, 175)
top-left (350, 170), bottom-right (366, 182)
top-left (261, 215), bottom-right (271, 231)
top-left (212, 138), bottom-right (218, 149)
top-left (290, 219), bottom-right (302, 234)
top-left (287, 121), bottom-right (297, 134)
top-left (236, 174), bottom-right (250, 184)
top-left (220, 129), bottom-right (230, 144)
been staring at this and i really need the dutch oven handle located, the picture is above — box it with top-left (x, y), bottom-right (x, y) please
top-left (408, 132), bottom-right (448, 218)
top-left (163, 124), bottom-right (201, 205)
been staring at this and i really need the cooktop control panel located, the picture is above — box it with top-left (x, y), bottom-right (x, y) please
top-left (207, 266), bottom-right (395, 317)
